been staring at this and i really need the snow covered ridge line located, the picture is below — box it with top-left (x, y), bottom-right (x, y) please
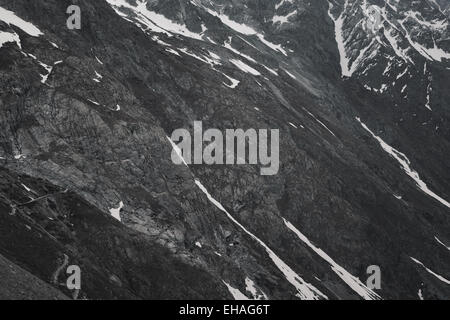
top-left (356, 118), bottom-right (450, 210)
top-left (283, 219), bottom-right (381, 300)
top-left (169, 121), bottom-right (280, 176)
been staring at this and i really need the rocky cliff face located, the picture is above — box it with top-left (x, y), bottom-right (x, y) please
top-left (0, 0), bottom-right (449, 300)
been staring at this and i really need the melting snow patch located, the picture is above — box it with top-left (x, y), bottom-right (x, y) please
top-left (223, 281), bottom-right (249, 300)
top-left (399, 17), bottom-right (450, 62)
top-left (198, 5), bottom-right (287, 55)
top-left (95, 56), bottom-right (103, 64)
top-left (283, 218), bottom-right (381, 300)
top-left (165, 48), bottom-right (180, 56)
top-left (195, 179), bottom-right (327, 300)
top-left (24, 53), bottom-right (56, 84)
top-left (208, 51), bottom-right (221, 61)
top-left (0, 7), bottom-right (43, 36)
top-left (39, 64), bottom-right (52, 83)
top-left (21, 183), bottom-right (32, 192)
top-left (418, 289), bottom-right (424, 300)
top-left (328, 3), bottom-right (351, 77)
top-left (275, 0), bottom-right (294, 10)
top-left (263, 65), bottom-right (278, 76)
top-left (93, 70), bottom-right (103, 83)
top-left (396, 67), bottom-right (408, 80)
top-left (327, 2), bottom-right (376, 77)
top-left (435, 237), bottom-right (450, 251)
top-left (87, 99), bottom-right (100, 106)
top-left (245, 277), bottom-right (268, 300)
top-left (109, 201), bottom-right (124, 222)
top-left (425, 82), bottom-right (432, 111)
top-left (106, 0), bottom-right (203, 40)
top-left (221, 73), bottom-right (240, 89)
top-left (224, 38), bottom-right (257, 63)
top-left (273, 10), bottom-right (298, 25)
top-left (383, 28), bottom-right (413, 64)
top-left (0, 31), bottom-right (21, 49)
top-left (180, 48), bottom-right (221, 68)
top-left (410, 257), bottom-right (450, 285)
top-left (230, 59), bottom-right (261, 76)
top-left (283, 69), bottom-right (297, 80)
top-left (357, 117), bottom-right (450, 209)
top-left (256, 34), bottom-right (287, 56)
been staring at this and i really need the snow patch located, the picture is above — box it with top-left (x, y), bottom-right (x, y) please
top-left (223, 281), bottom-right (249, 300)
top-left (165, 48), bottom-right (180, 56)
top-left (328, 1), bottom-right (352, 77)
top-left (0, 6), bottom-right (43, 36)
top-left (221, 72), bottom-right (240, 89)
top-left (435, 237), bottom-right (450, 251)
top-left (95, 56), bottom-right (104, 65)
top-left (418, 289), bottom-right (424, 300)
top-left (245, 277), bottom-right (268, 300)
top-left (21, 183), bottom-right (32, 193)
top-left (224, 37), bottom-right (257, 63)
top-left (195, 179), bottom-right (327, 300)
top-left (87, 99), bottom-right (100, 106)
top-left (357, 118), bottom-right (450, 209)
top-left (93, 70), bottom-right (103, 83)
top-left (109, 201), bottom-right (124, 222)
top-left (230, 59), bottom-right (261, 76)
top-left (283, 218), bottom-right (381, 300)
top-left (198, 5), bottom-right (287, 55)
top-left (0, 31), bottom-right (21, 49)
top-left (411, 257), bottom-right (450, 285)
top-left (106, 0), bottom-right (203, 40)
top-left (273, 10), bottom-right (297, 25)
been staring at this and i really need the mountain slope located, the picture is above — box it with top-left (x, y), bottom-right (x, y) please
top-left (0, 0), bottom-right (449, 300)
